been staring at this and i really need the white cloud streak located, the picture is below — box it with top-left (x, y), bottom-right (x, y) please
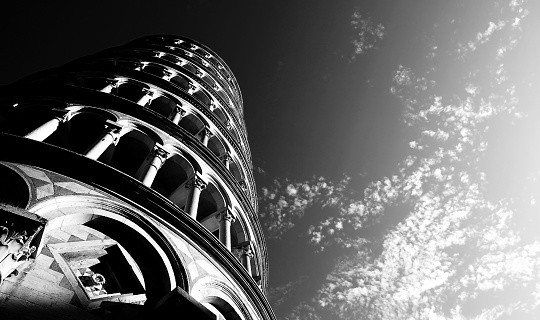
top-left (266, 0), bottom-right (539, 319)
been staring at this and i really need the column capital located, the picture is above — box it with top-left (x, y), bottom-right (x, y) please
top-left (162, 69), bottom-right (174, 80)
top-left (152, 144), bottom-right (170, 162)
top-left (142, 87), bottom-right (157, 97)
top-left (219, 153), bottom-right (232, 163)
top-left (241, 243), bottom-right (254, 258)
top-left (104, 120), bottom-right (125, 145)
top-left (105, 79), bottom-right (119, 87)
top-left (209, 101), bottom-right (217, 111)
top-left (217, 210), bottom-right (235, 223)
top-left (52, 108), bottom-right (74, 123)
top-left (204, 127), bottom-right (213, 136)
top-left (134, 62), bottom-right (149, 71)
top-left (188, 83), bottom-right (198, 94)
top-left (104, 119), bottom-right (123, 133)
top-left (186, 175), bottom-right (207, 190)
top-left (175, 106), bottom-right (187, 117)
top-left (238, 180), bottom-right (247, 190)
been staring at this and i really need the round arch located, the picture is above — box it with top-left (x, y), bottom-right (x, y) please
top-left (29, 195), bottom-right (189, 304)
top-left (191, 278), bottom-right (252, 320)
top-left (0, 163), bottom-right (31, 209)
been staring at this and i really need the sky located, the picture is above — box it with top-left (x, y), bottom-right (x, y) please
top-left (1, 0), bottom-right (540, 319)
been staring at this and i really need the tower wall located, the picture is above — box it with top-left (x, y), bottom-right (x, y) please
top-left (0, 35), bottom-right (274, 320)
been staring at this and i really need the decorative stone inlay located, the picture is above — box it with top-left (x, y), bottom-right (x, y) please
top-left (11, 163), bottom-right (105, 203)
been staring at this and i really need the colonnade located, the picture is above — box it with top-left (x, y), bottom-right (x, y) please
top-left (22, 108), bottom-right (255, 277)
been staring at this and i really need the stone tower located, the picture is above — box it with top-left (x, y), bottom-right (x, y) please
top-left (0, 35), bottom-right (274, 320)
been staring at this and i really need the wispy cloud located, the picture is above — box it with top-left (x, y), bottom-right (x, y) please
top-left (268, 276), bottom-right (309, 308)
top-left (269, 0), bottom-right (539, 318)
top-left (258, 176), bottom-right (351, 240)
top-left (350, 7), bottom-right (385, 60)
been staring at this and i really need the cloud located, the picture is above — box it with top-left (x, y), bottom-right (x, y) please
top-left (350, 7), bottom-right (385, 59)
top-left (268, 276), bottom-right (309, 308)
top-left (258, 176), bottom-right (351, 240)
top-left (266, 0), bottom-right (540, 318)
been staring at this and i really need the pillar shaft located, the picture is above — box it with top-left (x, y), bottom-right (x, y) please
top-left (218, 210), bottom-right (235, 251)
top-left (172, 106), bottom-right (186, 125)
top-left (100, 80), bottom-right (119, 93)
top-left (220, 153), bottom-right (231, 170)
top-left (185, 176), bottom-right (207, 219)
top-left (241, 243), bottom-right (254, 275)
top-left (201, 127), bottom-right (212, 147)
top-left (25, 109), bottom-right (72, 141)
top-left (85, 121), bottom-right (124, 160)
top-left (141, 145), bottom-right (169, 187)
top-left (137, 89), bottom-right (156, 106)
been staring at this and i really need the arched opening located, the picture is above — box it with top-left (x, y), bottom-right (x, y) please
top-left (229, 161), bottom-right (243, 181)
top-left (162, 54), bottom-right (178, 64)
top-left (201, 74), bottom-right (216, 88)
top-left (216, 89), bottom-right (228, 104)
top-left (201, 297), bottom-right (242, 320)
top-left (213, 108), bottom-right (228, 125)
top-left (148, 96), bottom-right (176, 118)
top-left (228, 127), bottom-right (240, 143)
top-left (207, 135), bottom-right (227, 158)
top-left (116, 82), bottom-right (147, 103)
top-left (153, 154), bottom-right (195, 201)
top-left (78, 77), bottom-right (109, 91)
top-left (27, 204), bottom-right (185, 316)
top-left (142, 64), bottom-right (165, 78)
top-left (192, 90), bottom-right (211, 108)
top-left (0, 164), bottom-right (30, 208)
top-left (106, 130), bottom-right (157, 178)
top-left (178, 113), bottom-right (205, 136)
top-left (170, 74), bottom-right (190, 91)
top-left (182, 63), bottom-right (198, 75)
top-left (197, 183), bottom-right (226, 223)
top-left (45, 111), bottom-right (116, 155)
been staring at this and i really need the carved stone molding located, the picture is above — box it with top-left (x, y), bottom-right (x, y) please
top-left (0, 206), bottom-right (46, 285)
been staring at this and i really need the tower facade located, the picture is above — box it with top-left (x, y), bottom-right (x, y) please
top-left (0, 35), bottom-right (274, 320)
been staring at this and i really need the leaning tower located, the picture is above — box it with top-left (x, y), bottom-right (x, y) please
top-left (0, 35), bottom-right (274, 320)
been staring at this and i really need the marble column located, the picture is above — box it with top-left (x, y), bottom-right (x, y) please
top-left (240, 242), bottom-right (254, 275)
top-left (25, 109), bottom-right (73, 141)
top-left (217, 210), bottom-right (235, 251)
top-left (141, 144), bottom-right (169, 187)
top-left (201, 127), bottom-right (213, 147)
top-left (220, 153), bottom-right (231, 170)
top-left (162, 70), bottom-right (174, 81)
top-left (188, 83), bottom-right (198, 95)
top-left (100, 79), bottom-right (120, 93)
top-left (85, 121), bottom-right (124, 160)
top-left (185, 175), bottom-right (207, 219)
top-left (171, 106), bottom-right (187, 125)
top-left (136, 88), bottom-right (157, 107)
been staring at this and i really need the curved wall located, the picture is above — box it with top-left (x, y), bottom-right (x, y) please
top-left (0, 35), bottom-right (273, 320)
